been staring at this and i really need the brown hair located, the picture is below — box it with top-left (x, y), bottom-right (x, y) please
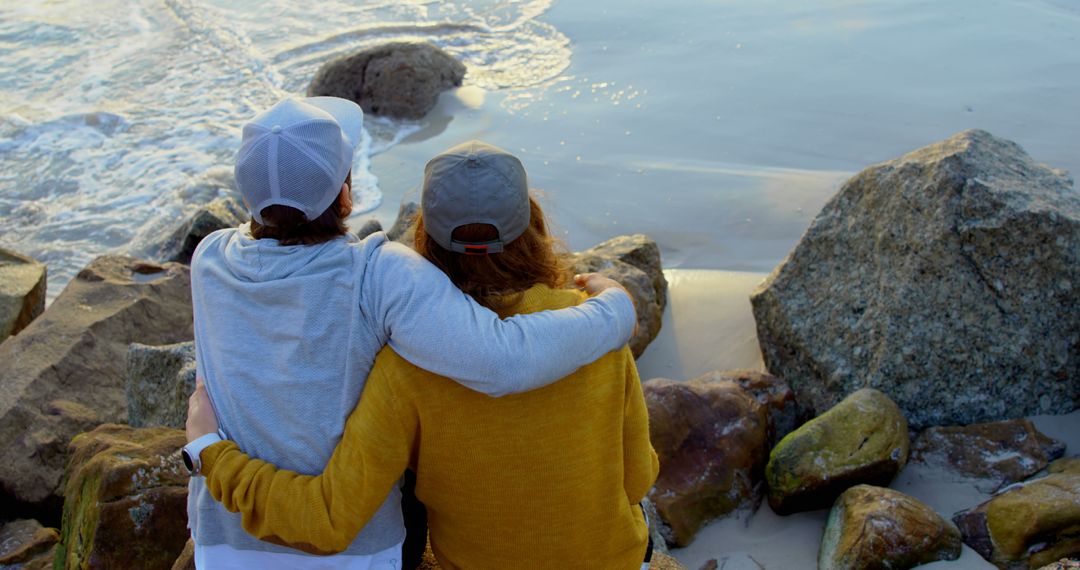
top-left (414, 196), bottom-right (571, 310)
top-left (249, 173), bottom-right (352, 245)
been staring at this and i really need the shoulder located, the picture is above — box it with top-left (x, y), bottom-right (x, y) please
top-left (191, 228), bottom-right (237, 267)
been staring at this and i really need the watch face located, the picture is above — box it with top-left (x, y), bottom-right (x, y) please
top-left (182, 448), bottom-right (195, 473)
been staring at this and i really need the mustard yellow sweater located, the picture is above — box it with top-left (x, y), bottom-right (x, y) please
top-left (201, 284), bottom-right (659, 569)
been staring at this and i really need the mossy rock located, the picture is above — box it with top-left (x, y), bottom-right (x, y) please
top-left (766, 388), bottom-right (909, 514)
top-left (57, 424), bottom-right (189, 570)
top-left (819, 485), bottom-right (961, 569)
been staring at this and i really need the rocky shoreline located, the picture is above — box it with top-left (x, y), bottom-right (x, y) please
top-left (0, 77), bottom-right (1077, 570)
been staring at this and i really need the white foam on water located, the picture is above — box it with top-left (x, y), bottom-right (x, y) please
top-left (0, 0), bottom-right (569, 301)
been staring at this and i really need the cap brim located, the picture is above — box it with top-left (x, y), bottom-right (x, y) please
top-left (305, 96), bottom-right (364, 151)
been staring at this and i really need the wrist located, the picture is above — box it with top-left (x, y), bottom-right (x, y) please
top-left (181, 429), bottom-right (227, 476)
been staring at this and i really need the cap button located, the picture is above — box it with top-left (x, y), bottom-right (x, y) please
top-left (271, 125), bottom-right (282, 134)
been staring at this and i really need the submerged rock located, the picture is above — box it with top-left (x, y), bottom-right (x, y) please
top-left (308, 42), bottom-right (466, 120)
top-left (57, 424), bottom-right (189, 570)
top-left (912, 419), bottom-right (1066, 492)
top-left (819, 485), bottom-right (961, 570)
top-left (0, 247), bottom-right (46, 341)
top-left (153, 196), bottom-right (246, 264)
top-left (766, 388), bottom-right (909, 515)
top-left (126, 341), bottom-right (196, 429)
top-left (0, 256), bottom-right (193, 509)
top-left (953, 457), bottom-right (1080, 569)
top-left (574, 234), bottom-right (667, 357)
top-left (643, 373), bottom-right (773, 546)
top-left (751, 130), bottom-right (1080, 429)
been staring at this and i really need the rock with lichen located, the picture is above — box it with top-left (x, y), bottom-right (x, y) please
top-left (751, 129), bottom-right (1080, 429)
top-left (766, 388), bottom-right (909, 515)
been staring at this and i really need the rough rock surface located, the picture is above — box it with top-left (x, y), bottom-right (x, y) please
top-left (766, 388), bottom-right (909, 515)
top-left (0, 247), bottom-right (46, 341)
top-left (355, 218), bottom-right (384, 240)
top-left (573, 234), bottom-right (668, 357)
top-left (954, 457), bottom-right (1080, 569)
top-left (819, 485), bottom-right (961, 569)
top-left (0, 256), bottom-right (193, 508)
top-left (1039, 560), bottom-right (1080, 570)
top-left (386, 201), bottom-right (420, 248)
top-left (643, 373), bottom-right (777, 546)
top-left (154, 196), bottom-right (246, 264)
top-left (0, 518), bottom-right (59, 566)
top-left (127, 341), bottom-right (196, 429)
top-left (691, 369), bottom-right (800, 447)
top-left (171, 538), bottom-right (195, 570)
top-left (750, 130), bottom-right (1080, 429)
top-left (308, 42), bottom-right (466, 120)
top-left (912, 419), bottom-right (1067, 492)
top-left (57, 424), bottom-right (189, 570)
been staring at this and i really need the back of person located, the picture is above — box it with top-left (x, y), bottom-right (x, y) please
top-left (368, 283), bottom-right (653, 568)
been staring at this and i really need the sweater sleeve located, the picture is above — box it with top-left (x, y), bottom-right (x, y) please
top-left (364, 241), bottom-right (636, 397)
top-left (200, 366), bottom-right (415, 555)
top-left (621, 349), bottom-right (660, 503)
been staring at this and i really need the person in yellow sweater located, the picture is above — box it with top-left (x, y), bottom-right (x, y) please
top-left (186, 140), bottom-right (660, 569)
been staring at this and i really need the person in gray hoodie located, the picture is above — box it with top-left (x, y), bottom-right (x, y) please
top-left (180, 97), bottom-right (636, 569)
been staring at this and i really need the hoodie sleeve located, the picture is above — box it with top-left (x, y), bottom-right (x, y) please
top-left (362, 239), bottom-right (636, 397)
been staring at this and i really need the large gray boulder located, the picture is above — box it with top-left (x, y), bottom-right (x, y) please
top-left (308, 42), bottom-right (466, 120)
top-left (0, 247), bottom-right (46, 341)
top-left (751, 130), bottom-right (1080, 429)
top-left (126, 342), bottom-right (196, 429)
top-left (0, 256), bottom-right (193, 509)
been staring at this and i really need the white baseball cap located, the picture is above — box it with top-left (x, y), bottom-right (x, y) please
top-left (234, 97), bottom-right (363, 225)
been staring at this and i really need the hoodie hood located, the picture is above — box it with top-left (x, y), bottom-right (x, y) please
top-left (218, 222), bottom-right (360, 283)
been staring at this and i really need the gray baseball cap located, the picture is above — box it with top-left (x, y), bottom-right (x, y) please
top-left (421, 140), bottom-right (530, 254)
top-left (234, 97), bottom-right (363, 225)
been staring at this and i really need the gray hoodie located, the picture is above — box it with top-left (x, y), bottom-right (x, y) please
top-left (187, 226), bottom-right (635, 556)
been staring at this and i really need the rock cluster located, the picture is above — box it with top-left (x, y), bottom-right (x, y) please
top-left (751, 129), bottom-right (1080, 429)
top-left (0, 256), bottom-right (193, 509)
top-left (0, 247), bottom-right (46, 341)
top-left (308, 42), bottom-right (466, 120)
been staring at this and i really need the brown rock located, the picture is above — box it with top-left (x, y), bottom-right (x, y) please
top-left (692, 369), bottom-right (799, 446)
top-left (766, 388), bottom-right (910, 515)
top-left (0, 518), bottom-right (59, 565)
top-left (574, 234), bottom-right (668, 358)
top-left (644, 375), bottom-right (771, 547)
top-left (912, 419), bottom-right (1067, 491)
top-left (308, 42), bottom-right (466, 120)
top-left (0, 255), bottom-right (193, 509)
top-left (171, 538), bottom-right (195, 570)
top-left (57, 424), bottom-right (190, 570)
top-left (954, 466), bottom-right (1080, 569)
top-left (819, 485), bottom-right (961, 569)
top-left (0, 247), bottom-right (46, 341)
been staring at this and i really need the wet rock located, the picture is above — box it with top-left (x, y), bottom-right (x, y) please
top-left (126, 341), bottom-right (196, 429)
top-left (912, 419), bottom-right (1067, 492)
top-left (308, 42), bottom-right (466, 120)
top-left (171, 538), bottom-right (195, 570)
top-left (0, 518), bottom-right (59, 566)
top-left (0, 256), bottom-right (193, 508)
top-left (0, 247), bottom-right (46, 340)
top-left (766, 388), bottom-right (909, 515)
top-left (355, 218), bottom-right (384, 240)
top-left (691, 369), bottom-right (799, 446)
top-left (574, 234), bottom-right (667, 357)
top-left (57, 424), bottom-right (189, 570)
top-left (643, 375), bottom-right (771, 546)
top-left (154, 196), bottom-right (246, 264)
top-left (819, 485), bottom-right (961, 569)
top-left (750, 130), bottom-right (1080, 430)
top-left (954, 458), bottom-right (1080, 569)
top-left (387, 201), bottom-right (420, 248)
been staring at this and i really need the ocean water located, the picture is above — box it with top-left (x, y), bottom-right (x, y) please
top-left (0, 0), bottom-right (571, 299)
top-left (2, 0), bottom-right (1079, 309)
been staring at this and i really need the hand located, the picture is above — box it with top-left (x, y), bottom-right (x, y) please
top-left (574, 272), bottom-right (629, 298)
top-left (186, 378), bottom-right (220, 443)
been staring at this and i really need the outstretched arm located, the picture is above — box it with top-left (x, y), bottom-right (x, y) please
top-left (187, 373), bottom-right (414, 554)
top-left (366, 241), bottom-right (636, 397)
